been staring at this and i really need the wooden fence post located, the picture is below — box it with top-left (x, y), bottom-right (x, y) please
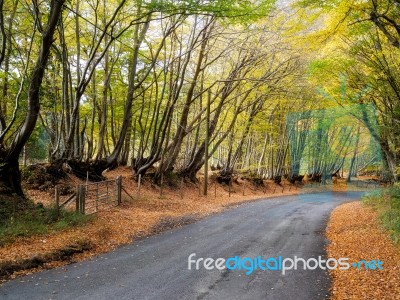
top-left (198, 181), bottom-right (201, 196)
top-left (138, 174), bottom-right (142, 197)
top-left (79, 184), bottom-right (86, 214)
top-left (116, 176), bottom-right (122, 205)
top-left (160, 174), bottom-right (163, 198)
top-left (180, 177), bottom-right (184, 199)
top-left (76, 185), bottom-right (80, 212)
top-left (82, 185), bottom-right (86, 214)
top-left (229, 179), bottom-right (232, 197)
top-left (55, 186), bottom-right (60, 216)
top-left (96, 182), bottom-right (99, 212)
top-left (106, 180), bottom-right (109, 197)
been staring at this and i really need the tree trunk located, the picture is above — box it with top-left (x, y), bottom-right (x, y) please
top-left (0, 0), bottom-right (64, 195)
top-left (0, 157), bottom-right (23, 195)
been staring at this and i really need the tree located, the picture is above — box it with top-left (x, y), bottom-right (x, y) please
top-left (0, 0), bottom-right (65, 195)
top-left (295, 0), bottom-right (400, 180)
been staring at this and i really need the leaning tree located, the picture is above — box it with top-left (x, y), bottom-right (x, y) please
top-left (0, 0), bottom-right (65, 196)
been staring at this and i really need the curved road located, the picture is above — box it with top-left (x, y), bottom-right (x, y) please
top-left (0, 192), bottom-right (364, 300)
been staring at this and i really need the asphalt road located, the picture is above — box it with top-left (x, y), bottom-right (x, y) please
top-left (0, 192), bottom-right (364, 300)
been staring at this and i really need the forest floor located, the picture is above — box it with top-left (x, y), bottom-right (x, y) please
top-left (327, 201), bottom-right (400, 299)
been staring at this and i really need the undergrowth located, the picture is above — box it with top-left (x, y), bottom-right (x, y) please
top-left (0, 196), bottom-right (91, 246)
top-left (363, 184), bottom-right (400, 244)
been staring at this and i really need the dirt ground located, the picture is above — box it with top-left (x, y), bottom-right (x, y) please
top-left (327, 202), bottom-right (400, 300)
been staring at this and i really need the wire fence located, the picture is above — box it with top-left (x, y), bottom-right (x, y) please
top-left (55, 176), bottom-right (122, 215)
top-left (53, 174), bottom-right (383, 215)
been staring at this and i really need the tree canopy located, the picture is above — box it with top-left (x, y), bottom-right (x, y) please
top-left (0, 0), bottom-right (398, 196)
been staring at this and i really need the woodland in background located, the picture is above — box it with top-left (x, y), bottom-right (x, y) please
top-left (0, 0), bottom-right (399, 197)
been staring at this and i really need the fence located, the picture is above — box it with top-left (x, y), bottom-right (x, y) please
top-left (54, 175), bottom-right (383, 215)
top-left (56, 176), bottom-right (122, 215)
top-left (194, 178), bottom-right (297, 199)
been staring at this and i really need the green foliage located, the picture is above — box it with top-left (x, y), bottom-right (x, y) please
top-left (363, 185), bottom-right (400, 244)
top-left (0, 198), bottom-right (92, 246)
top-left (0, 0), bottom-right (392, 191)
top-left (146, 0), bottom-right (275, 21)
top-left (25, 127), bottom-right (49, 162)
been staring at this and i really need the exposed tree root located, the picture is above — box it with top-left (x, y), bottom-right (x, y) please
top-left (65, 159), bottom-right (110, 182)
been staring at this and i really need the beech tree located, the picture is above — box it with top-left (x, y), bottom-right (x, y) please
top-left (0, 0), bottom-right (65, 195)
top-left (1, 0), bottom-right (393, 200)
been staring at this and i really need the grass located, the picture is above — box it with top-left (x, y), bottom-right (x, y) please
top-left (0, 196), bottom-right (92, 246)
top-left (363, 184), bottom-right (400, 244)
